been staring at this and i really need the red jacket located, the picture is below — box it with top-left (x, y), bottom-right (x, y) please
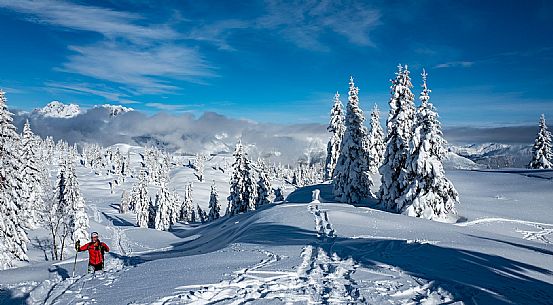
top-left (79, 241), bottom-right (110, 265)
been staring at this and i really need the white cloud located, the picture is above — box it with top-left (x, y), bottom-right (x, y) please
top-left (256, 0), bottom-right (381, 50)
top-left (0, 0), bottom-right (215, 95)
top-left (0, 0), bottom-right (177, 42)
top-left (435, 61), bottom-right (475, 69)
top-left (45, 82), bottom-right (140, 104)
top-left (61, 42), bottom-right (214, 93)
top-left (145, 102), bottom-right (196, 112)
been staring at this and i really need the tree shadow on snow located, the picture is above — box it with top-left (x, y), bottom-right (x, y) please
top-left (101, 212), bottom-right (135, 227)
top-left (467, 234), bottom-right (553, 256)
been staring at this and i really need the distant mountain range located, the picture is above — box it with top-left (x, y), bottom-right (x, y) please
top-left (26, 101), bottom-right (134, 119)
top-left (449, 143), bottom-right (532, 169)
top-left (13, 101), bottom-right (534, 168)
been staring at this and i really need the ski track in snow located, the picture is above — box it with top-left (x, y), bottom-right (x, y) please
top-left (517, 224), bottom-right (553, 244)
top-left (150, 200), bottom-right (455, 305)
top-left (456, 217), bottom-right (553, 244)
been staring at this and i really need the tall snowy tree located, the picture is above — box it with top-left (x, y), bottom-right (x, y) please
top-left (397, 70), bottom-right (459, 219)
top-left (119, 190), bottom-right (130, 213)
top-left (379, 65), bottom-right (417, 212)
top-left (324, 92), bottom-right (345, 180)
top-left (19, 119), bottom-right (43, 228)
top-left (194, 153), bottom-right (206, 182)
top-left (367, 105), bottom-right (385, 174)
top-left (528, 114), bottom-right (553, 169)
top-left (63, 160), bottom-right (89, 248)
top-left (256, 165), bottom-right (272, 207)
top-left (207, 184), bottom-right (221, 221)
top-left (227, 140), bottom-right (256, 215)
top-left (154, 179), bottom-right (173, 231)
top-left (180, 183), bottom-right (194, 222)
top-left (196, 205), bottom-right (207, 223)
top-left (332, 77), bottom-right (373, 204)
top-left (133, 170), bottom-right (150, 228)
top-left (0, 90), bottom-right (29, 269)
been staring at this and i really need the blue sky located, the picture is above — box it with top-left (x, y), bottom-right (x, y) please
top-left (0, 0), bottom-right (552, 126)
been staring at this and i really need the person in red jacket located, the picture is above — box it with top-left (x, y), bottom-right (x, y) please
top-left (75, 232), bottom-right (110, 273)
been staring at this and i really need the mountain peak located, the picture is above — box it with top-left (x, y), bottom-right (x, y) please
top-left (34, 101), bottom-right (81, 118)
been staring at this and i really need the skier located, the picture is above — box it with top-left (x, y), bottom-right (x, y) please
top-left (75, 232), bottom-right (110, 273)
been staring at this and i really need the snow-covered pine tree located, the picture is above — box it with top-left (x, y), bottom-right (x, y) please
top-left (64, 159), bottom-right (89, 247)
top-left (0, 89), bottom-right (29, 269)
top-left (134, 170), bottom-right (150, 228)
top-left (528, 114), bottom-right (553, 169)
top-left (274, 187), bottom-right (285, 202)
top-left (397, 70), bottom-right (459, 219)
top-left (332, 77), bottom-right (373, 204)
top-left (122, 150), bottom-right (131, 178)
top-left (154, 179), bottom-right (172, 231)
top-left (20, 119), bottom-right (43, 229)
top-left (324, 92), bottom-right (345, 180)
top-left (180, 183), bottom-right (194, 222)
top-left (54, 157), bottom-right (88, 259)
top-left (120, 190), bottom-right (130, 213)
top-left (379, 65), bottom-right (417, 212)
top-left (169, 191), bottom-right (181, 225)
top-left (367, 105), bottom-right (385, 173)
top-left (196, 205), bottom-right (207, 223)
top-left (194, 153), bottom-right (205, 182)
top-left (256, 164), bottom-right (272, 208)
top-left (207, 184), bottom-right (221, 221)
top-left (227, 140), bottom-right (256, 215)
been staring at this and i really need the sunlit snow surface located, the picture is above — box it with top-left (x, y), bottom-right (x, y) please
top-left (1, 151), bottom-right (552, 305)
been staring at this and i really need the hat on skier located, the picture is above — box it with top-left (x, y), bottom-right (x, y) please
top-left (91, 232), bottom-right (99, 238)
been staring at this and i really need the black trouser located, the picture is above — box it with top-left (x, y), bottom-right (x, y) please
top-left (88, 262), bottom-right (104, 273)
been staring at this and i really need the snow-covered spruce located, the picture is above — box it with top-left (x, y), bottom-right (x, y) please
top-left (119, 190), bottom-right (130, 213)
top-left (19, 119), bottom-right (44, 229)
top-left (0, 90), bottom-right (29, 269)
top-left (154, 179), bottom-right (173, 231)
top-left (194, 153), bottom-right (206, 182)
top-left (274, 187), bottom-right (285, 202)
top-left (256, 165), bottom-right (273, 207)
top-left (397, 70), bottom-right (459, 220)
top-left (227, 140), bottom-right (256, 215)
top-left (207, 184), bottom-right (221, 221)
top-left (528, 114), bottom-right (553, 169)
top-left (367, 105), bottom-right (385, 174)
top-left (379, 65), bottom-right (416, 212)
top-left (332, 77), bottom-right (373, 204)
top-left (196, 205), bottom-right (207, 223)
top-left (133, 170), bottom-right (151, 228)
top-left (324, 92), bottom-right (345, 180)
top-left (180, 183), bottom-right (194, 222)
top-left (54, 158), bottom-right (89, 258)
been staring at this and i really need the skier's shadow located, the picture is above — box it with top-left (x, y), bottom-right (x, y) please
top-left (48, 265), bottom-right (70, 280)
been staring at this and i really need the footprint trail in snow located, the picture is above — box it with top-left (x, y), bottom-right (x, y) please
top-left (152, 190), bottom-right (456, 304)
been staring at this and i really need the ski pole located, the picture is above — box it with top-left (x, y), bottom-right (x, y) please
top-left (72, 248), bottom-right (78, 279)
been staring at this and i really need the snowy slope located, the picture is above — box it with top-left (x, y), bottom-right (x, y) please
top-left (1, 154), bottom-right (552, 305)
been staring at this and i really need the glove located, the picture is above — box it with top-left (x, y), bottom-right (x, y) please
top-left (75, 240), bottom-right (80, 251)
